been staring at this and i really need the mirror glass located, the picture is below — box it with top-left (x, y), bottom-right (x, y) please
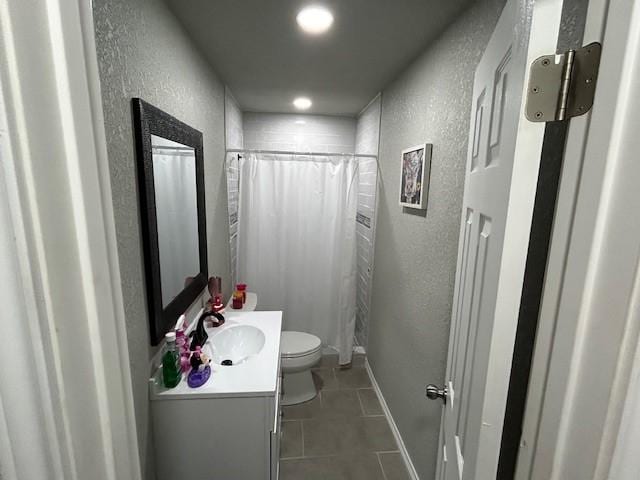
top-left (151, 134), bottom-right (200, 307)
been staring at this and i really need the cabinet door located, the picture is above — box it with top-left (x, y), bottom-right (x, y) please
top-left (271, 430), bottom-right (280, 480)
top-left (270, 374), bottom-right (282, 479)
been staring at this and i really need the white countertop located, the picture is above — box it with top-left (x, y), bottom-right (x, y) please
top-left (150, 310), bottom-right (282, 400)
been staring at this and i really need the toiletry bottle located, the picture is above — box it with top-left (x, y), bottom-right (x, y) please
top-left (208, 276), bottom-right (222, 305)
top-left (175, 329), bottom-right (185, 352)
top-left (180, 353), bottom-right (191, 375)
top-left (175, 314), bottom-right (186, 332)
top-left (232, 290), bottom-right (243, 309)
top-left (174, 315), bottom-right (190, 360)
top-left (175, 329), bottom-right (189, 373)
top-left (162, 332), bottom-right (182, 388)
top-left (212, 295), bottom-right (225, 313)
top-left (236, 283), bottom-right (247, 304)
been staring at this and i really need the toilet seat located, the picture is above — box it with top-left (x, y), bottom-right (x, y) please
top-left (281, 331), bottom-right (321, 358)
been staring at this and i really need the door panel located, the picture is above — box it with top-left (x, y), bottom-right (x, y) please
top-left (436, 0), bottom-right (552, 478)
top-left (471, 94), bottom-right (485, 172)
top-left (488, 49), bottom-right (512, 166)
top-left (443, 17), bottom-right (515, 474)
top-left (458, 215), bottom-right (491, 452)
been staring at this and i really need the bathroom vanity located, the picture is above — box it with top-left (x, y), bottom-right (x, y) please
top-left (150, 311), bottom-right (282, 480)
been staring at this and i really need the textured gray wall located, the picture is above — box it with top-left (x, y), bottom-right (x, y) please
top-left (93, 0), bottom-right (230, 477)
top-left (225, 89), bottom-right (244, 150)
top-left (367, 0), bottom-right (505, 478)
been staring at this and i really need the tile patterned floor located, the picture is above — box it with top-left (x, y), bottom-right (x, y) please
top-left (280, 354), bottom-right (411, 480)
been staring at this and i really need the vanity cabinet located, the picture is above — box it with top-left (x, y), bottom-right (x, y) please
top-left (151, 374), bottom-right (281, 480)
top-left (149, 311), bottom-right (283, 480)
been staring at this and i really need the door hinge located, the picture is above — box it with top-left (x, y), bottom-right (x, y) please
top-left (526, 42), bottom-right (601, 122)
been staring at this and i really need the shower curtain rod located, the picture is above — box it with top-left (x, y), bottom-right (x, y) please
top-left (226, 148), bottom-right (377, 159)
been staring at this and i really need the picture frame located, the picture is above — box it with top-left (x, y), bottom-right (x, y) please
top-left (399, 143), bottom-right (432, 209)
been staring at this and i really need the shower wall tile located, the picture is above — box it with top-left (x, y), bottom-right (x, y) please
top-left (243, 112), bottom-right (356, 154)
top-left (226, 154), bottom-right (239, 286)
top-left (225, 89), bottom-right (243, 286)
top-left (354, 96), bottom-right (381, 348)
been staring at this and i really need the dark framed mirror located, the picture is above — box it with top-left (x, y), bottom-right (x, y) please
top-left (132, 98), bottom-right (208, 345)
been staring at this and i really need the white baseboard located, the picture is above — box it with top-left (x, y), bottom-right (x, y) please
top-left (365, 359), bottom-right (420, 480)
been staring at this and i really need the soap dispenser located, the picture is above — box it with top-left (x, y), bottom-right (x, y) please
top-left (162, 332), bottom-right (182, 388)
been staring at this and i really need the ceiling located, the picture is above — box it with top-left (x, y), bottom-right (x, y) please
top-left (165, 0), bottom-right (473, 116)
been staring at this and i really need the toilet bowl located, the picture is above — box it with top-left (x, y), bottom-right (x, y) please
top-left (280, 331), bottom-right (322, 405)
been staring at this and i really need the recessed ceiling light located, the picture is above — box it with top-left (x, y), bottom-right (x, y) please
top-left (296, 6), bottom-right (334, 35)
top-left (293, 97), bottom-right (312, 110)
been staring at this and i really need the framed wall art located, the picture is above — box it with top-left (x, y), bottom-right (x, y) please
top-left (399, 143), bottom-right (432, 209)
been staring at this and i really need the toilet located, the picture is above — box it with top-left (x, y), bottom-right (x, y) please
top-left (280, 331), bottom-right (322, 405)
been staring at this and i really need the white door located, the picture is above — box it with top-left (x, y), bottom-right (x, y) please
top-left (515, 0), bottom-right (640, 478)
top-left (432, 0), bottom-right (567, 479)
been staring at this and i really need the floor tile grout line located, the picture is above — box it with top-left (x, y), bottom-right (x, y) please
top-left (356, 388), bottom-right (367, 416)
top-left (280, 455), bottom-right (306, 460)
top-left (282, 451), bottom-right (400, 461)
top-left (280, 450), bottom-right (401, 460)
top-left (300, 418), bottom-right (305, 458)
top-left (377, 452), bottom-right (390, 480)
top-left (281, 453), bottom-right (332, 460)
top-left (283, 451), bottom-right (396, 461)
top-left (283, 356), bottom-right (398, 467)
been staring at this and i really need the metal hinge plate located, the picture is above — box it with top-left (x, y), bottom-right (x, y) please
top-left (526, 42), bottom-right (601, 122)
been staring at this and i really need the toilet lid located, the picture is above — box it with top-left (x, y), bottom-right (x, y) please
top-left (281, 331), bottom-right (322, 358)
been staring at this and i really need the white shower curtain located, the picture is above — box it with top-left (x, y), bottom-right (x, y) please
top-left (236, 153), bottom-right (358, 364)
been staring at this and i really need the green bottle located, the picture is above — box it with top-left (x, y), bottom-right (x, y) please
top-left (162, 332), bottom-right (182, 388)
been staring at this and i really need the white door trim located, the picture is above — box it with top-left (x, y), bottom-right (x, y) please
top-left (0, 0), bottom-right (141, 479)
top-left (517, 0), bottom-right (640, 478)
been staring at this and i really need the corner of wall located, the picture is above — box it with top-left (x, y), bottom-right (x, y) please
top-left (354, 94), bottom-right (382, 348)
top-left (225, 87), bottom-right (244, 151)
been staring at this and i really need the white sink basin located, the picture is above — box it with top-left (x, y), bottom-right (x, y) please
top-left (150, 311), bottom-right (282, 399)
top-left (209, 324), bottom-right (266, 366)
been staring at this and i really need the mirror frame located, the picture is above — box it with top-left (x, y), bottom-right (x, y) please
top-left (132, 98), bottom-right (208, 345)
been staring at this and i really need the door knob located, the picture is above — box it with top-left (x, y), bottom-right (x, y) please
top-left (426, 384), bottom-right (448, 403)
